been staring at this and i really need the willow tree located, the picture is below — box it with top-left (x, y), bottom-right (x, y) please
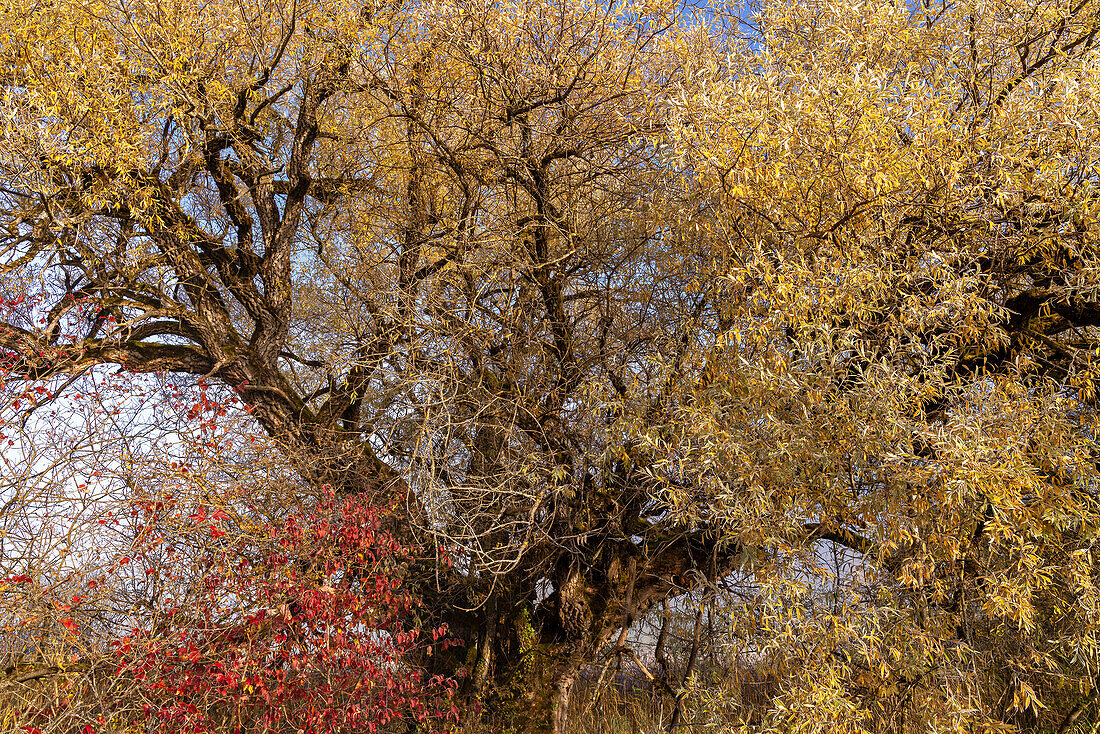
top-left (663, 0), bottom-right (1100, 731)
top-left (0, 0), bottom-right (710, 730)
top-left (4, 0), bottom-right (1100, 731)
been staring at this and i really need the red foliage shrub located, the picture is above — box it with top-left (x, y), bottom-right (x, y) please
top-left (105, 490), bottom-right (458, 734)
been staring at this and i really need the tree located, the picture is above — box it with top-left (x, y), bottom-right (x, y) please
top-left (661, 0), bottom-right (1100, 731)
top-left (0, 374), bottom-right (454, 734)
top-left (4, 0), bottom-right (1100, 731)
top-left (1, 0), bottom-right (703, 729)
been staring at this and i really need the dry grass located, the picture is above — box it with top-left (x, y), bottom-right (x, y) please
top-left (565, 686), bottom-right (668, 734)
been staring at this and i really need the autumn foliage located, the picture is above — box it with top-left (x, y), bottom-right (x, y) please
top-left (0, 371), bottom-right (455, 733)
top-left (6, 0), bottom-right (1100, 731)
top-left (113, 491), bottom-right (457, 734)
top-left (13, 484), bottom-right (457, 734)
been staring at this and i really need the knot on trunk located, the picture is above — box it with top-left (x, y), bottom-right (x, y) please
top-left (557, 570), bottom-right (594, 638)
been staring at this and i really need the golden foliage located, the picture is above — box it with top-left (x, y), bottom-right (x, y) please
top-left (4, 0), bottom-right (1100, 730)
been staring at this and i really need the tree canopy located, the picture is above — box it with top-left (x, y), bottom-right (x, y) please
top-left (3, 0), bottom-right (1100, 731)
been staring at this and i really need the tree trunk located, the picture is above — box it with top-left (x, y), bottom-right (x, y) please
top-left (552, 671), bottom-right (577, 734)
top-left (474, 605), bottom-right (575, 733)
top-left (415, 591), bottom-right (598, 734)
